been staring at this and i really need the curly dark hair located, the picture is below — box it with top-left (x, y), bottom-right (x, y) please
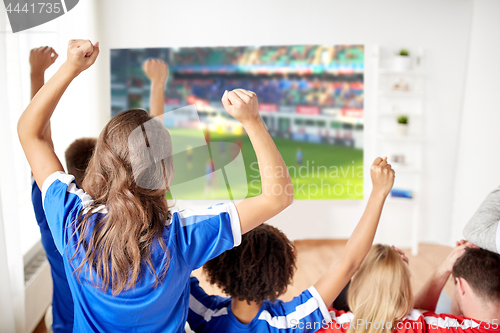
top-left (203, 224), bottom-right (297, 304)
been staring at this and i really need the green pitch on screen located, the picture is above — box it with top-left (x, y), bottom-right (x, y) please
top-left (166, 128), bottom-right (363, 200)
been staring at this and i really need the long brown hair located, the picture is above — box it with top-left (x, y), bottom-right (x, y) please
top-left (347, 244), bottom-right (413, 333)
top-left (71, 109), bottom-right (174, 295)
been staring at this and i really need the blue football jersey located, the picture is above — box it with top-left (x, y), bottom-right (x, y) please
top-left (188, 276), bottom-right (331, 333)
top-left (41, 171), bottom-right (241, 333)
top-left (32, 179), bottom-right (74, 333)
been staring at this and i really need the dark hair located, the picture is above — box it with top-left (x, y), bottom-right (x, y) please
top-left (203, 224), bottom-right (296, 304)
top-left (65, 137), bottom-right (96, 187)
top-left (452, 247), bottom-right (500, 304)
top-left (73, 109), bottom-right (173, 295)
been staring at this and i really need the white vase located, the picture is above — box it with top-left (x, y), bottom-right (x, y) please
top-left (393, 56), bottom-right (411, 71)
top-left (397, 123), bottom-right (409, 136)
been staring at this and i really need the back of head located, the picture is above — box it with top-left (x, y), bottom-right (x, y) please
top-left (65, 138), bottom-right (96, 187)
top-left (452, 247), bottom-right (500, 305)
top-left (203, 224), bottom-right (296, 304)
top-left (75, 109), bottom-right (174, 295)
top-left (347, 244), bottom-right (413, 333)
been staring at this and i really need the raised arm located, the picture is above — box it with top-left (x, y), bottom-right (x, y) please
top-left (463, 186), bottom-right (500, 254)
top-left (142, 59), bottom-right (168, 118)
top-left (414, 240), bottom-right (472, 312)
top-left (18, 40), bottom-right (99, 188)
top-left (314, 157), bottom-right (394, 306)
top-left (221, 89), bottom-right (293, 234)
top-left (29, 46), bottom-right (58, 150)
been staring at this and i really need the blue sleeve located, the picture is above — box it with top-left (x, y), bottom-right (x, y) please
top-left (264, 286), bottom-right (332, 332)
top-left (188, 276), bottom-right (231, 332)
top-left (31, 178), bottom-right (46, 227)
top-left (172, 203), bottom-right (241, 270)
top-left (41, 171), bottom-right (92, 255)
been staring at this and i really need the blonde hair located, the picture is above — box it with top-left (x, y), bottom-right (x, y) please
top-left (347, 244), bottom-right (413, 333)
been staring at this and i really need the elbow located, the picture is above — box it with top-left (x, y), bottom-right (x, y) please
top-left (276, 183), bottom-right (294, 210)
top-left (340, 257), bottom-right (363, 278)
top-left (262, 188), bottom-right (294, 213)
top-left (17, 118), bottom-right (27, 143)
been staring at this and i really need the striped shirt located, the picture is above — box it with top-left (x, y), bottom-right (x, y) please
top-left (188, 276), bottom-right (331, 332)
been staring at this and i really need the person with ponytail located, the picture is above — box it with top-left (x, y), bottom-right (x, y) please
top-left (18, 39), bottom-right (293, 332)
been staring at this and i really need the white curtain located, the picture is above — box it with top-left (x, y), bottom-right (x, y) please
top-left (0, 2), bottom-right (101, 331)
top-left (0, 7), bottom-right (27, 332)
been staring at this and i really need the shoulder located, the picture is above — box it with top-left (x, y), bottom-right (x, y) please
top-left (171, 203), bottom-right (238, 225)
top-left (42, 171), bottom-right (93, 209)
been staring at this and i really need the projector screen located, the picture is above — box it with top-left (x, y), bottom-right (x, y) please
top-left (110, 45), bottom-right (364, 200)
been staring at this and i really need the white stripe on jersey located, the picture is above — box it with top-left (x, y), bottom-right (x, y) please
top-left (189, 294), bottom-right (229, 322)
top-left (308, 286), bottom-right (332, 323)
top-left (329, 310), bottom-right (354, 324)
top-left (171, 203), bottom-right (241, 247)
top-left (258, 287), bottom-right (330, 329)
top-left (41, 171), bottom-right (93, 209)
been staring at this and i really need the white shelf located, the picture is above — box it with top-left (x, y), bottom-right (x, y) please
top-left (378, 90), bottom-right (424, 98)
top-left (378, 69), bottom-right (425, 76)
top-left (392, 165), bottom-right (421, 173)
top-left (373, 45), bottom-right (426, 256)
top-left (378, 112), bottom-right (422, 118)
top-left (385, 196), bottom-right (415, 204)
top-left (377, 133), bottom-right (424, 142)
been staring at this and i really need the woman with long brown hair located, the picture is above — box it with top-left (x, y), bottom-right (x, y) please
top-left (18, 39), bottom-right (293, 332)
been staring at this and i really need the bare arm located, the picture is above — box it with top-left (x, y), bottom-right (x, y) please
top-left (18, 40), bottom-right (99, 188)
top-left (30, 46), bottom-right (58, 150)
top-left (314, 157), bottom-right (394, 306)
top-left (414, 241), bottom-right (472, 311)
top-left (221, 89), bottom-right (293, 234)
top-left (142, 59), bottom-right (168, 118)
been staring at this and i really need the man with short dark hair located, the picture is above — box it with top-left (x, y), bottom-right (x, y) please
top-left (415, 241), bottom-right (500, 331)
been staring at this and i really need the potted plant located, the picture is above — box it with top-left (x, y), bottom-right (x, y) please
top-left (397, 115), bottom-right (409, 135)
top-left (393, 49), bottom-right (411, 71)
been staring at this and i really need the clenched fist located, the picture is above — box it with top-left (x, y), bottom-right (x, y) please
top-left (221, 89), bottom-right (260, 125)
top-left (65, 39), bottom-right (99, 75)
top-left (30, 46), bottom-right (58, 75)
top-left (142, 59), bottom-right (169, 83)
top-left (370, 157), bottom-right (395, 198)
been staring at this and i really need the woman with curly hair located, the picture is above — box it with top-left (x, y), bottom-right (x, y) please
top-left (188, 157), bottom-right (395, 333)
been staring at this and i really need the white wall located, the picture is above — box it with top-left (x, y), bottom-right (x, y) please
top-left (91, 0), bottom-right (475, 247)
top-left (451, 0), bottom-right (500, 242)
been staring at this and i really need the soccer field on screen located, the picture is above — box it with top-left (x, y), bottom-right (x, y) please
top-left (166, 128), bottom-right (363, 200)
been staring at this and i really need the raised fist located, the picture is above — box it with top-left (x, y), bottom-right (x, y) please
top-left (221, 89), bottom-right (260, 124)
top-left (142, 59), bottom-right (169, 83)
top-left (65, 39), bottom-right (99, 74)
top-left (30, 46), bottom-right (58, 75)
top-left (370, 157), bottom-right (395, 198)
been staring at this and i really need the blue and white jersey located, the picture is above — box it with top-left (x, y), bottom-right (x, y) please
top-left (188, 276), bottom-right (332, 333)
top-left (32, 179), bottom-right (74, 333)
top-left (41, 171), bottom-right (241, 333)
